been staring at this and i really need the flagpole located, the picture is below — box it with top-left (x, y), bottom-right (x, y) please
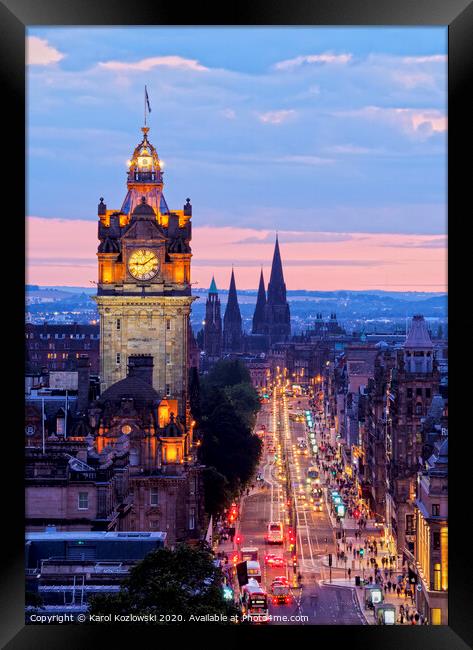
top-left (144, 85), bottom-right (147, 127)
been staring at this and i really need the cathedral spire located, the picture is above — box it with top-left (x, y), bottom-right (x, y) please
top-left (223, 269), bottom-right (243, 353)
top-left (252, 268), bottom-right (267, 335)
top-left (265, 235), bottom-right (291, 343)
top-left (267, 234), bottom-right (286, 305)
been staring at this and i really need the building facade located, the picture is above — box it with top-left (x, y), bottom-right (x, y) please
top-left (391, 315), bottom-right (439, 556)
top-left (25, 323), bottom-right (100, 374)
top-left (414, 438), bottom-right (448, 624)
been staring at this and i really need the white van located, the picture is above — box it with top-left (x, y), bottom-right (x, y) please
top-left (266, 521), bottom-right (284, 544)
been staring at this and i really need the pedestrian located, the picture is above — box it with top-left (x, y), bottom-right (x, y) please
top-left (399, 613), bottom-right (404, 625)
top-left (396, 586), bottom-right (401, 597)
top-left (384, 584), bottom-right (387, 594)
top-left (387, 580), bottom-right (392, 592)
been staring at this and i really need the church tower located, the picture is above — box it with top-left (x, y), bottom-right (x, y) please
top-left (223, 269), bottom-right (243, 353)
top-left (265, 236), bottom-right (291, 344)
top-left (93, 125), bottom-right (194, 426)
top-left (252, 269), bottom-right (267, 335)
top-left (203, 276), bottom-right (222, 360)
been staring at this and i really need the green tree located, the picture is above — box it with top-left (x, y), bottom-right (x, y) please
top-left (88, 544), bottom-right (239, 622)
top-left (224, 382), bottom-right (260, 428)
top-left (199, 397), bottom-right (262, 494)
top-left (202, 466), bottom-right (232, 517)
top-left (205, 359), bottom-right (251, 388)
top-left (198, 359), bottom-right (262, 510)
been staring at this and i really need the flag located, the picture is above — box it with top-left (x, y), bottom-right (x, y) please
top-left (145, 86), bottom-right (151, 113)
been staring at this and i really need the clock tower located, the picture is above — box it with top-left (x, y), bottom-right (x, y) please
top-left (93, 125), bottom-right (194, 425)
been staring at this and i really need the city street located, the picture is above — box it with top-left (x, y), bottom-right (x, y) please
top-left (234, 388), bottom-right (366, 625)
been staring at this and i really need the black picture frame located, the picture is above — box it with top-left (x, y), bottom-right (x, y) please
top-left (1, 0), bottom-right (468, 648)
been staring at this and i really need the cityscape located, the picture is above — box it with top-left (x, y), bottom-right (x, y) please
top-left (25, 27), bottom-right (447, 627)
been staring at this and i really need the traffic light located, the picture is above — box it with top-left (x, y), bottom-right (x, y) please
top-left (292, 555), bottom-right (298, 566)
top-left (328, 553), bottom-right (332, 567)
top-left (235, 534), bottom-right (242, 545)
top-left (232, 552), bottom-right (239, 564)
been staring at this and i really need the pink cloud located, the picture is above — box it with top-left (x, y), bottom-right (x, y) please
top-left (98, 55), bottom-right (208, 72)
top-left (26, 217), bottom-right (447, 292)
top-left (27, 36), bottom-right (65, 66)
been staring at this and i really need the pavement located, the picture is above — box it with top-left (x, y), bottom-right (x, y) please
top-left (321, 578), bottom-right (422, 625)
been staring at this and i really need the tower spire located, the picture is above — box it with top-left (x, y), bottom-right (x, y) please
top-left (267, 235), bottom-right (286, 304)
top-left (265, 235), bottom-right (291, 343)
top-left (223, 269), bottom-right (243, 353)
top-left (209, 275), bottom-right (218, 294)
top-left (252, 268), bottom-right (267, 335)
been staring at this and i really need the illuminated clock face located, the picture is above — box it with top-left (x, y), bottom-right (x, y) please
top-left (128, 249), bottom-right (159, 280)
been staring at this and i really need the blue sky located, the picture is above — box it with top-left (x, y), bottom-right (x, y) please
top-left (27, 27), bottom-right (447, 234)
top-left (26, 27), bottom-right (448, 290)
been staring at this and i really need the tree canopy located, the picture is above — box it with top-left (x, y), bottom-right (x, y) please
top-left (197, 359), bottom-right (262, 515)
top-left (88, 544), bottom-right (238, 621)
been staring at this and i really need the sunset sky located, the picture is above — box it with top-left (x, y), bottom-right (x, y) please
top-left (26, 27), bottom-right (447, 291)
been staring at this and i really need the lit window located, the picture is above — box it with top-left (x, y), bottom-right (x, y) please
top-left (431, 608), bottom-right (442, 625)
top-left (78, 492), bottom-right (89, 510)
top-left (433, 563), bottom-right (441, 591)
